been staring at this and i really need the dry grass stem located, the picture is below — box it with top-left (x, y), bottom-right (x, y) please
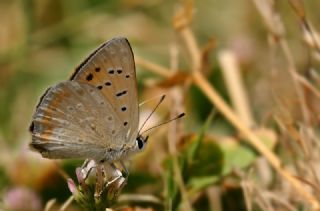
top-left (274, 116), bottom-right (308, 155)
top-left (168, 107), bottom-right (193, 211)
top-left (167, 46), bottom-right (193, 210)
top-left (296, 74), bottom-right (320, 99)
top-left (279, 39), bottom-right (311, 124)
top-left (274, 112), bottom-right (320, 193)
top-left (241, 168), bottom-right (297, 211)
top-left (118, 194), bottom-right (162, 204)
top-left (264, 192), bottom-right (296, 211)
top-left (299, 128), bottom-right (320, 189)
top-left (301, 22), bottom-right (320, 53)
top-left (44, 199), bottom-right (57, 211)
top-left (253, 0), bottom-right (311, 125)
top-left (218, 50), bottom-right (255, 127)
top-left (59, 196), bottom-right (74, 211)
top-left (241, 180), bottom-right (253, 211)
top-left (288, 0), bottom-right (320, 53)
top-left (252, 0), bottom-right (284, 38)
top-left (206, 187), bottom-right (222, 211)
top-left (179, 28), bottom-right (201, 72)
top-left (135, 56), bottom-right (172, 78)
top-left (288, 0), bottom-right (305, 19)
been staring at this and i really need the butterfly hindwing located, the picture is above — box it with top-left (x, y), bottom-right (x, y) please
top-left (30, 81), bottom-right (125, 160)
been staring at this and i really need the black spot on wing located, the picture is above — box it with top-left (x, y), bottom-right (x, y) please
top-left (68, 106), bottom-right (74, 111)
top-left (86, 73), bottom-right (93, 81)
top-left (116, 90), bottom-right (127, 97)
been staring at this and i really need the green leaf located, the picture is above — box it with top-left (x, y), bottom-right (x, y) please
top-left (186, 110), bottom-right (216, 164)
top-left (188, 176), bottom-right (219, 192)
top-left (220, 140), bottom-right (256, 176)
top-left (187, 141), bottom-right (223, 178)
top-left (163, 157), bottom-right (181, 211)
top-left (123, 172), bottom-right (158, 192)
top-left (221, 128), bottom-right (276, 176)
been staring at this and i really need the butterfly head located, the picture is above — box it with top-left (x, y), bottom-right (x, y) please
top-left (134, 135), bottom-right (148, 152)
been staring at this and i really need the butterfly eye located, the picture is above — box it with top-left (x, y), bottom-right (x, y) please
top-left (136, 136), bottom-right (144, 150)
top-left (136, 135), bottom-right (148, 150)
top-left (137, 138), bottom-right (143, 149)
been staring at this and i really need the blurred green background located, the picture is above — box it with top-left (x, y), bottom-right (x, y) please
top-left (1, 0), bottom-right (320, 210)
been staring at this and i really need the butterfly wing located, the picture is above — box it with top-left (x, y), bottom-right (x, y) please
top-left (30, 37), bottom-right (139, 160)
top-left (70, 37), bottom-right (139, 145)
top-left (30, 81), bottom-right (125, 160)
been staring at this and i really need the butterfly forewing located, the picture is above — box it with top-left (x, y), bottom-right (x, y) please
top-left (70, 37), bottom-right (139, 144)
top-left (30, 37), bottom-right (139, 160)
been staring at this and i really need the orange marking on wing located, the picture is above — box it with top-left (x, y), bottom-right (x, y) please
top-left (39, 92), bottom-right (64, 141)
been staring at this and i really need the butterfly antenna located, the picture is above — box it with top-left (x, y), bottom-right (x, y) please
top-left (141, 113), bottom-right (185, 135)
top-left (138, 95), bottom-right (166, 134)
top-left (139, 94), bottom-right (166, 107)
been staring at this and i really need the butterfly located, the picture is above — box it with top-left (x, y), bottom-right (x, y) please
top-left (29, 37), bottom-right (148, 165)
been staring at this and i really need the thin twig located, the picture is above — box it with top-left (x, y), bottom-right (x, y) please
top-left (179, 28), bottom-right (201, 72)
top-left (167, 42), bottom-right (193, 211)
top-left (44, 199), bottom-right (56, 211)
top-left (295, 72), bottom-right (320, 99)
top-left (135, 56), bottom-right (172, 78)
top-left (59, 196), bottom-right (74, 211)
top-left (279, 39), bottom-right (311, 124)
top-left (218, 50), bottom-right (255, 127)
top-left (118, 194), bottom-right (162, 204)
top-left (206, 187), bottom-right (222, 211)
top-left (252, 0), bottom-right (311, 124)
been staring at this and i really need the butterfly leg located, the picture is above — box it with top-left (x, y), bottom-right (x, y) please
top-left (107, 163), bottom-right (123, 183)
top-left (94, 163), bottom-right (106, 198)
top-left (80, 159), bottom-right (98, 180)
top-left (119, 160), bottom-right (129, 177)
top-left (95, 163), bottom-right (125, 198)
top-left (81, 159), bottom-right (90, 168)
top-left (106, 175), bottom-right (122, 186)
